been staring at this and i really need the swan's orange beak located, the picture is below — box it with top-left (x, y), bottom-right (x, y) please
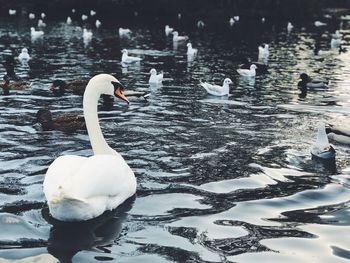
top-left (114, 87), bottom-right (129, 104)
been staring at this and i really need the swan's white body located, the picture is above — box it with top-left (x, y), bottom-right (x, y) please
top-left (165, 25), bottom-right (174, 35)
top-left (121, 49), bottom-right (142, 63)
top-left (187, 43), bottom-right (198, 56)
top-left (149, 69), bottom-right (163, 84)
top-left (30, 27), bottom-right (44, 38)
top-left (18, 48), bottom-right (30, 61)
top-left (237, 64), bottom-right (257, 77)
top-left (200, 78), bottom-right (232, 96)
top-left (197, 20), bottom-right (205, 28)
top-left (173, 31), bottom-right (188, 42)
top-left (44, 74), bottom-right (136, 221)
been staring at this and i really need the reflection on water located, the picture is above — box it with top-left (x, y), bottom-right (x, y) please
top-left (0, 14), bottom-right (350, 262)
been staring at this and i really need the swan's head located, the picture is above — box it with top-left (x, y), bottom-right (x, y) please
top-left (121, 49), bottom-right (128, 54)
top-left (224, 78), bottom-right (233, 85)
top-left (250, 64), bottom-right (257, 70)
top-left (150, 68), bottom-right (157, 75)
top-left (21, 48), bottom-right (28, 53)
top-left (88, 74), bottom-right (129, 104)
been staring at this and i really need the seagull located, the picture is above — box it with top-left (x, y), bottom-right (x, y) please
top-left (29, 13), bottom-right (35, 19)
top-left (30, 27), bottom-right (44, 38)
top-left (119, 28), bottom-right (131, 36)
top-left (165, 25), bottom-right (174, 35)
top-left (81, 14), bottom-right (88, 21)
top-left (237, 64), bottom-right (257, 77)
top-left (233, 16), bottom-right (240, 21)
top-left (258, 44), bottom-right (269, 59)
top-left (9, 9), bottom-right (16, 15)
top-left (331, 38), bottom-right (341, 49)
top-left (90, 10), bottom-right (96, 16)
top-left (121, 49), bottom-right (142, 63)
top-left (95, 19), bottom-right (102, 28)
top-left (72, 8), bottom-right (76, 13)
top-left (173, 31), bottom-right (188, 42)
top-left (18, 48), bottom-right (30, 61)
top-left (66, 16), bottom-right (72, 24)
top-left (149, 68), bottom-right (164, 84)
top-left (41, 13), bottom-right (46, 19)
top-left (314, 21), bottom-right (327, 27)
top-left (187, 43), bottom-right (198, 56)
top-left (311, 122), bottom-right (336, 160)
top-left (287, 22), bottom-right (293, 32)
top-left (83, 28), bottom-right (93, 40)
top-left (229, 18), bottom-right (235, 26)
top-left (200, 78), bottom-right (233, 96)
top-left (38, 19), bottom-right (46, 27)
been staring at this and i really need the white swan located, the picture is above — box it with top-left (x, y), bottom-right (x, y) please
top-left (81, 14), bottom-right (88, 21)
top-left (44, 74), bottom-right (136, 221)
top-left (38, 19), bottom-right (46, 27)
top-left (149, 68), bottom-right (163, 84)
top-left (237, 64), bottom-right (257, 77)
top-left (200, 78), bottom-right (233, 96)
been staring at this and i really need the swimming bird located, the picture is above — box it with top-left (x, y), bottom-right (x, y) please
top-left (66, 17), bottom-right (72, 24)
top-left (41, 12), bottom-right (46, 19)
top-left (38, 19), bottom-right (46, 27)
top-left (287, 22), bottom-right (293, 32)
top-left (311, 122), bottom-right (336, 159)
top-left (9, 9), bottom-right (16, 15)
top-left (178, 13), bottom-right (181, 19)
top-left (83, 29), bottom-right (93, 41)
top-left (119, 28), bottom-right (131, 36)
top-left (187, 43), bottom-right (198, 56)
top-left (331, 37), bottom-right (341, 49)
top-left (229, 18), bottom-right (235, 26)
top-left (237, 64), bottom-right (257, 77)
top-left (233, 16), bottom-right (240, 21)
top-left (82, 14), bottom-right (88, 21)
top-left (239, 58), bottom-right (268, 74)
top-left (326, 123), bottom-right (350, 145)
top-left (258, 44), bottom-right (269, 60)
top-left (197, 20), bottom-right (205, 28)
top-left (1, 75), bottom-right (32, 95)
top-left (31, 27), bottom-right (44, 38)
top-left (121, 49), bottom-right (142, 63)
top-left (165, 25), bottom-right (174, 35)
top-left (314, 21), bottom-right (327, 27)
top-left (95, 20), bottom-right (101, 28)
top-left (332, 30), bottom-right (342, 39)
top-left (261, 17), bottom-right (265, 23)
top-left (72, 8), bottom-right (76, 13)
top-left (18, 48), bottom-right (31, 61)
top-left (43, 74), bottom-right (136, 221)
top-left (200, 78), bottom-right (233, 96)
top-left (29, 13), bottom-right (35, 19)
top-left (90, 10), bottom-right (96, 16)
top-left (36, 109), bottom-right (86, 132)
top-left (298, 73), bottom-right (328, 90)
top-left (149, 69), bottom-right (163, 84)
top-left (173, 31), bottom-right (188, 42)
top-left (50, 79), bottom-right (88, 95)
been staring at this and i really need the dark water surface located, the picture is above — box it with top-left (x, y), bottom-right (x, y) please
top-left (0, 16), bottom-right (350, 262)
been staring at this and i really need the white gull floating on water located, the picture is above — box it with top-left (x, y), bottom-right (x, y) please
top-left (165, 25), bottom-right (174, 35)
top-left (237, 64), bottom-right (257, 77)
top-left (38, 19), bottom-right (46, 27)
top-left (30, 27), bottom-right (44, 38)
top-left (119, 28), bottom-right (131, 36)
top-left (187, 43), bottom-right (198, 56)
top-left (121, 49), bottom-right (142, 63)
top-left (95, 20), bottom-right (101, 28)
top-left (173, 31), bottom-right (188, 42)
top-left (200, 78), bottom-right (233, 96)
top-left (81, 14), bottom-right (88, 21)
top-left (66, 16), bottom-right (72, 24)
top-left (9, 9), bottom-right (16, 15)
top-left (149, 69), bottom-right (164, 84)
top-left (29, 13), bottom-right (35, 19)
top-left (18, 48), bottom-right (30, 61)
top-left (311, 122), bottom-right (336, 159)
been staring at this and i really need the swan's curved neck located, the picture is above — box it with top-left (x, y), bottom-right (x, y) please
top-left (83, 82), bottom-right (114, 155)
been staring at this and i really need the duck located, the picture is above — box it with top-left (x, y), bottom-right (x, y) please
top-left (18, 48), bottom-right (31, 61)
top-left (229, 18), bottom-right (235, 26)
top-left (172, 31), bottom-right (188, 42)
top-left (121, 49), bottom-right (142, 63)
top-left (43, 74), bottom-right (136, 222)
top-left (81, 14), bottom-right (88, 21)
top-left (326, 123), bottom-right (350, 145)
top-left (298, 73), bottom-right (328, 91)
top-left (49, 79), bottom-right (88, 95)
top-left (29, 13), bottom-right (35, 19)
top-left (311, 122), bottom-right (336, 160)
top-left (31, 27), bottom-right (44, 38)
top-left (186, 43), bottom-right (198, 57)
top-left (9, 9), bottom-right (16, 15)
top-left (66, 16), bottom-right (72, 24)
top-left (287, 22), bottom-right (293, 32)
top-left (1, 75), bottom-right (32, 95)
top-left (38, 19), bottom-right (46, 27)
top-left (237, 64), bottom-right (257, 77)
top-left (149, 68), bottom-right (163, 84)
top-left (165, 25), bottom-right (174, 35)
top-left (200, 78), bottom-right (233, 96)
top-left (36, 109), bottom-right (86, 132)
top-left (95, 20), bottom-right (102, 28)
top-left (119, 28), bottom-right (131, 36)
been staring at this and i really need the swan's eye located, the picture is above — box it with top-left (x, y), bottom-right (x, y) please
top-left (111, 81), bottom-right (124, 90)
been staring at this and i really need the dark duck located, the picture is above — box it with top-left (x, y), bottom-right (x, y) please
top-left (1, 75), bottom-right (32, 95)
top-left (49, 79), bottom-right (88, 96)
top-left (298, 73), bottom-right (329, 90)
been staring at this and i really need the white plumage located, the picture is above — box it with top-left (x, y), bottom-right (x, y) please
top-left (43, 74), bottom-right (136, 221)
top-left (119, 28), bottom-right (131, 36)
top-left (18, 48), bottom-right (30, 61)
top-left (66, 16), bottom-right (72, 24)
top-left (237, 64), bottom-right (257, 77)
top-left (165, 25), bottom-right (174, 35)
top-left (200, 78), bottom-right (233, 96)
top-left (95, 19), bottom-right (102, 28)
top-left (29, 13), bottom-right (35, 19)
top-left (187, 43), bottom-right (198, 56)
top-left (173, 31), bottom-right (188, 42)
top-left (30, 27), bottom-right (44, 38)
top-left (9, 9), bottom-right (16, 15)
top-left (38, 19), bottom-right (46, 27)
top-left (90, 10), bottom-right (96, 16)
top-left (287, 22), bottom-right (293, 32)
top-left (121, 49), bottom-right (142, 63)
top-left (81, 14), bottom-right (88, 21)
top-left (149, 68), bottom-right (164, 84)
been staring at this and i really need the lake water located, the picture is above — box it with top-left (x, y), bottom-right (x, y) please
top-left (0, 15), bottom-right (350, 262)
